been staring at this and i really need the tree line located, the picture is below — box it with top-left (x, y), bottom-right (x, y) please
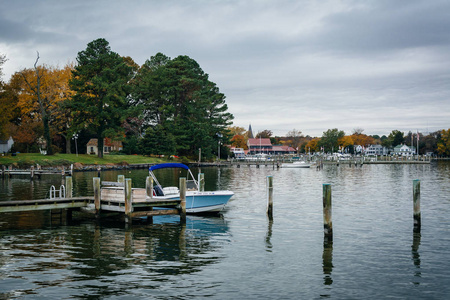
top-left (0, 38), bottom-right (234, 159)
top-left (228, 126), bottom-right (450, 156)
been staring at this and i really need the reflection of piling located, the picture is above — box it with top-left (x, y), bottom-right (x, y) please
top-left (65, 176), bottom-right (73, 222)
top-left (118, 175), bottom-right (125, 183)
top-left (267, 176), bottom-right (273, 220)
top-left (413, 179), bottom-right (421, 232)
top-left (179, 177), bottom-right (187, 223)
top-left (323, 184), bottom-right (333, 242)
top-left (322, 240), bottom-right (333, 285)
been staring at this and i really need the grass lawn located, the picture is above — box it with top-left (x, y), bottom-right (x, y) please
top-left (0, 153), bottom-right (171, 168)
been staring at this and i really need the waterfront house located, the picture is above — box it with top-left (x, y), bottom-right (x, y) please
top-left (87, 138), bottom-right (123, 155)
top-left (230, 147), bottom-right (246, 158)
top-left (247, 138), bottom-right (272, 155)
top-left (271, 145), bottom-right (297, 155)
top-left (393, 144), bottom-right (416, 156)
top-left (365, 144), bottom-right (388, 156)
top-left (0, 136), bottom-right (14, 153)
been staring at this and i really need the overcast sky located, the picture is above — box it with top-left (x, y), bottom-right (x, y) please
top-left (1, 0), bottom-right (449, 137)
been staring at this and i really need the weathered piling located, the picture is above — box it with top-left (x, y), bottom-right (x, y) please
top-left (145, 176), bottom-right (154, 223)
top-left (267, 175), bottom-right (274, 220)
top-left (146, 176), bottom-right (153, 198)
top-left (65, 176), bottom-right (73, 198)
top-left (93, 177), bottom-right (101, 217)
top-left (30, 166), bottom-right (35, 179)
top-left (413, 179), bottom-right (421, 232)
top-left (124, 178), bottom-right (133, 224)
top-left (198, 173), bottom-right (205, 192)
top-left (118, 175), bottom-right (125, 183)
top-left (323, 184), bottom-right (333, 242)
top-left (179, 177), bottom-right (187, 223)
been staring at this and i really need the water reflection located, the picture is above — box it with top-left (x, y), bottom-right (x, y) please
top-left (322, 240), bottom-right (333, 286)
top-left (265, 219), bottom-right (273, 252)
top-left (412, 231), bottom-right (421, 285)
top-left (0, 216), bottom-right (230, 297)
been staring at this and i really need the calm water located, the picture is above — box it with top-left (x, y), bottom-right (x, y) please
top-left (1, 163), bottom-right (449, 299)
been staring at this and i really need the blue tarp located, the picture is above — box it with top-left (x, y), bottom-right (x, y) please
top-left (149, 163), bottom-right (190, 171)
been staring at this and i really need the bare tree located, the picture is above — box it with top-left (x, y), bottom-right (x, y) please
top-left (21, 52), bottom-right (53, 155)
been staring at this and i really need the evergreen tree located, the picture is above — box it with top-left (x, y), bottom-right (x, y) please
top-left (69, 38), bottom-right (133, 158)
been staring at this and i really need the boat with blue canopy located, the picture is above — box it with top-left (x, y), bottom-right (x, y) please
top-left (148, 163), bottom-right (234, 213)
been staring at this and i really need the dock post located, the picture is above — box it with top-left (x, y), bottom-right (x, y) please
top-left (124, 178), bottom-right (133, 224)
top-left (93, 177), bottom-right (101, 217)
top-left (179, 177), bottom-right (187, 223)
top-left (2, 165), bottom-right (5, 179)
top-left (145, 176), bottom-right (153, 224)
top-left (65, 176), bottom-right (73, 223)
top-left (117, 175), bottom-right (125, 183)
top-left (30, 166), bottom-right (34, 179)
top-left (323, 184), bottom-right (333, 242)
top-left (267, 175), bottom-right (274, 220)
top-left (65, 176), bottom-right (73, 198)
top-left (97, 166), bottom-right (101, 177)
top-left (198, 173), bottom-right (205, 192)
top-left (413, 179), bottom-right (421, 232)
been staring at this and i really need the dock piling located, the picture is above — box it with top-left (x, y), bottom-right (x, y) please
top-left (93, 177), bottom-right (101, 217)
top-left (413, 179), bottom-right (421, 232)
top-left (124, 178), bottom-right (133, 224)
top-left (267, 176), bottom-right (274, 220)
top-left (179, 177), bottom-right (186, 223)
top-left (198, 173), bottom-right (205, 192)
top-left (323, 184), bottom-right (333, 242)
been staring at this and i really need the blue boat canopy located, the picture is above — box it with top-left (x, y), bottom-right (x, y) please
top-left (149, 163), bottom-right (190, 171)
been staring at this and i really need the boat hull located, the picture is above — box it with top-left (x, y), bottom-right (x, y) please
top-left (281, 162), bottom-right (311, 168)
top-left (151, 191), bottom-right (234, 213)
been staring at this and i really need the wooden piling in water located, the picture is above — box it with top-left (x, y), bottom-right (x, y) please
top-left (198, 173), bottom-right (205, 192)
top-left (267, 176), bottom-right (273, 220)
top-left (65, 176), bottom-right (73, 198)
top-left (413, 179), bottom-right (421, 232)
top-left (145, 176), bottom-right (154, 223)
top-left (323, 184), bottom-right (333, 242)
top-left (93, 177), bottom-right (101, 217)
top-left (124, 178), bottom-right (133, 224)
top-left (179, 177), bottom-right (186, 223)
top-left (30, 166), bottom-right (34, 179)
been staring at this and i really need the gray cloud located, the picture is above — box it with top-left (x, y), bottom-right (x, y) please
top-left (1, 0), bottom-right (449, 136)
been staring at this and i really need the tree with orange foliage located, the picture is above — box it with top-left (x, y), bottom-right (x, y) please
top-left (231, 134), bottom-right (247, 150)
top-left (338, 135), bottom-right (354, 152)
top-left (8, 57), bottom-right (75, 153)
top-left (350, 128), bottom-right (375, 148)
top-left (305, 138), bottom-right (320, 153)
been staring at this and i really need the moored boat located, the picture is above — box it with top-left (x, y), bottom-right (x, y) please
top-left (148, 163), bottom-right (234, 213)
top-left (281, 161), bottom-right (311, 168)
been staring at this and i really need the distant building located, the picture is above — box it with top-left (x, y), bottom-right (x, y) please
top-left (271, 145), bottom-right (297, 155)
top-left (248, 124), bottom-right (254, 139)
top-left (0, 136), bottom-right (14, 153)
top-left (393, 144), bottom-right (416, 156)
top-left (87, 138), bottom-right (123, 155)
top-left (365, 144), bottom-right (388, 156)
top-left (248, 138), bottom-right (272, 154)
top-left (230, 147), bottom-right (245, 158)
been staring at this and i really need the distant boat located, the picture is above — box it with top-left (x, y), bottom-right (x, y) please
top-left (149, 163), bottom-right (234, 213)
top-left (281, 161), bottom-right (311, 168)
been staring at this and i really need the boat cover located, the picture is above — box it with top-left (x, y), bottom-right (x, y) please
top-left (149, 163), bottom-right (190, 171)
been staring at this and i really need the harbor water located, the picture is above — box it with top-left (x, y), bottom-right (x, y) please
top-left (1, 162), bottom-right (450, 299)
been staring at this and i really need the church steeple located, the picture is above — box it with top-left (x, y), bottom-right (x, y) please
top-left (248, 124), bottom-right (254, 139)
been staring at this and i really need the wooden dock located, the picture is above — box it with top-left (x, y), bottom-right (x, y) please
top-left (0, 175), bottom-right (186, 224)
top-left (1, 165), bottom-right (71, 178)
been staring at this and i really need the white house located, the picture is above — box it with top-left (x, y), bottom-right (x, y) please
top-left (393, 144), bottom-right (416, 156)
top-left (0, 136), bottom-right (14, 153)
top-left (365, 144), bottom-right (388, 156)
